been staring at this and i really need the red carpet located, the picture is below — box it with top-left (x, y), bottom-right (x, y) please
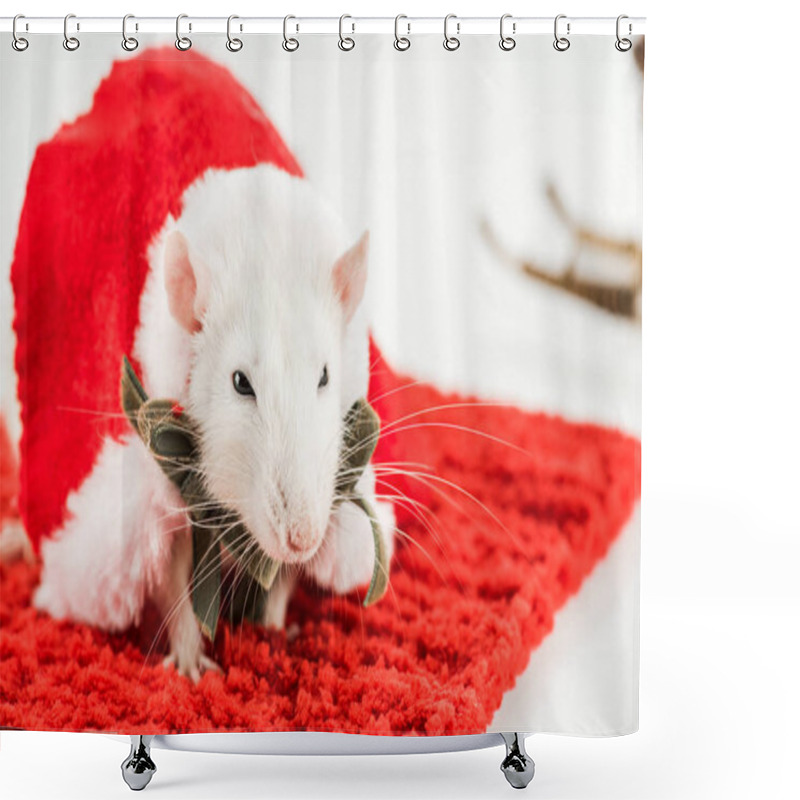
top-left (0, 344), bottom-right (640, 735)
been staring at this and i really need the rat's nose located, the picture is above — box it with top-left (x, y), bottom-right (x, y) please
top-left (286, 522), bottom-right (322, 557)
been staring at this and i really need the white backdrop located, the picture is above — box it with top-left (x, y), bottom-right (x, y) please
top-left (1, 1), bottom-right (799, 799)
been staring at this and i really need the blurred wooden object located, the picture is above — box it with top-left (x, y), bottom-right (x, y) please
top-left (481, 183), bottom-right (642, 322)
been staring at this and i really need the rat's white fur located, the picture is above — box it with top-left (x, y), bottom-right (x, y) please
top-left (33, 164), bottom-right (394, 680)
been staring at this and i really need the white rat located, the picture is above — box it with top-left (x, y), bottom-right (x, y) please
top-left (30, 164), bottom-right (395, 681)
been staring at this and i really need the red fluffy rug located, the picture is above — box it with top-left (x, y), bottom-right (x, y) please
top-left (0, 344), bottom-right (640, 735)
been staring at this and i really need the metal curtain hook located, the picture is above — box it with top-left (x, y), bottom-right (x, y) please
top-left (339, 14), bottom-right (356, 52)
top-left (394, 14), bottom-right (410, 51)
top-left (443, 14), bottom-right (460, 51)
top-left (615, 14), bottom-right (632, 52)
top-left (553, 14), bottom-right (570, 52)
top-left (499, 14), bottom-right (516, 51)
top-left (175, 14), bottom-right (192, 50)
top-left (12, 14), bottom-right (29, 51)
top-left (227, 15), bottom-right (243, 51)
top-left (63, 13), bottom-right (80, 51)
top-left (283, 15), bottom-right (299, 52)
top-left (122, 14), bottom-right (139, 51)
top-left (338, 14), bottom-right (355, 51)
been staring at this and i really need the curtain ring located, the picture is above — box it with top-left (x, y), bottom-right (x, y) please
top-left (122, 14), bottom-right (139, 52)
top-left (394, 14), bottom-right (410, 51)
top-left (283, 15), bottom-right (299, 52)
top-left (12, 15), bottom-right (29, 52)
top-left (175, 14), bottom-right (192, 51)
top-left (63, 13), bottom-right (80, 51)
top-left (499, 14), bottom-right (516, 51)
top-left (338, 14), bottom-right (355, 51)
top-left (227, 15), bottom-right (243, 52)
top-left (443, 14), bottom-right (460, 51)
top-left (553, 14), bottom-right (570, 52)
top-left (615, 15), bottom-right (632, 52)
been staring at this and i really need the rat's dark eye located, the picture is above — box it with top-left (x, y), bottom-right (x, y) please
top-left (318, 364), bottom-right (329, 390)
top-left (233, 370), bottom-right (255, 397)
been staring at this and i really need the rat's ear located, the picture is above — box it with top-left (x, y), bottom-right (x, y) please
top-left (333, 231), bottom-right (369, 323)
top-left (164, 230), bottom-right (207, 333)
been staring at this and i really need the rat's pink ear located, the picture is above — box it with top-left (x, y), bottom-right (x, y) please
top-left (333, 231), bottom-right (369, 323)
top-left (164, 230), bottom-right (206, 333)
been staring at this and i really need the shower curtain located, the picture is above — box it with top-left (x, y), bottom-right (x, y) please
top-left (0, 29), bottom-right (643, 738)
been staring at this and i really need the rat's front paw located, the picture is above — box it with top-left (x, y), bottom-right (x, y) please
top-left (163, 611), bottom-right (220, 683)
top-left (261, 570), bottom-right (297, 631)
top-left (307, 501), bottom-right (376, 594)
top-left (162, 649), bottom-right (220, 684)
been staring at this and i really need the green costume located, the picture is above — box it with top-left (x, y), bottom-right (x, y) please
top-left (120, 356), bottom-right (388, 641)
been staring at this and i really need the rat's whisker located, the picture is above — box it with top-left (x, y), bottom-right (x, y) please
top-left (373, 486), bottom-right (440, 542)
top-left (338, 408), bottom-right (531, 466)
top-left (383, 466), bottom-right (531, 561)
top-left (55, 406), bottom-right (134, 420)
top-left (366, 379), bottom-right (427, 406)
top-left (378, 400), bottom-right (516, 434)
top-left (374, 489), bottom-right (450, 567)
top-left (388, 525), bottom-right (457, 593)
top-left (377, 421), bottom-right (533, 461)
